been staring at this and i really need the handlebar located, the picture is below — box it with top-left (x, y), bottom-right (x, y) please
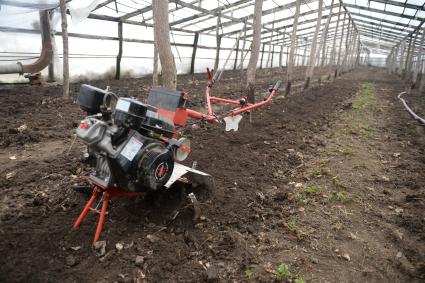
top-left (213, 70), bottom-right (222, 82)
top-left (273, 80), bottom-right (281, 91)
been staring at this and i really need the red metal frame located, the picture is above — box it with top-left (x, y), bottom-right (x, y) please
top-left (73, 178), bottom-right (144, 244)
top-left (186, 70), bottom-right (280, 123)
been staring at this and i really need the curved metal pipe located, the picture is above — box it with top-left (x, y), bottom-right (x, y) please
top-left (0, 10), bottom-right (53, 75)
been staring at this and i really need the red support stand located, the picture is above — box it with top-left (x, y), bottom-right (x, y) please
top-left (73, 183), bottom-right (144, 244)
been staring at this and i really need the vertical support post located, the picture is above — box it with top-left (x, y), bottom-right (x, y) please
top-left (294, 41), bottom-right (298, 66)
top-left (153, 45), bottom-right (159, 85)
top-left (233, 39), bottom-right (239, 70)
top-left (355, 39), bottom-right (361, 66)
top-left (190, 32), bottom-right (199, 75)
top-left (152, 0), bottom-right (177, 90)
top-left (260, 43), bottom-right (265, 69)
top-left (399, 41), bottom-right (406, 76)
top-left (271, 45), bottom-right (275, 68)
top-left (214, 36), bottom-right (221, 71)
top-left (319, 0), bottom-right (334, 69)
top-left (239, 18), bottom-right (247, 70)
top-left (407, 31), bottom-right (419, 81)
top-left (47, 11), bottom-right (55, 82)
top-left (48, 62), bottom-right (54, 82)
top-left (304, 0), bottom-right (323, 89)
top-left (115, 21), bottom-right (123, 80)
top-left (59, 0), bottom-right (69, 97)
top-left (246, 0), bottom-right (263, 123)
top-left (266, 21), bottom-right (275, 69)
top-left (336, 13), bottom-right (347, 77)
top-left (391, 47), bottom-right (397, 73)
top-left (413, 29), bottom-right (425, 88)
top-left (302, 38), bottom-right (308, 66)
top-left (342, 20), bottom-right (353, 73)
top-left (279, 31), bottom-right (285, 68)
top-left (287, 0), bottom-right (301, 94)
top-left (403, 36), bottom-right (413, 79)
top-left (214, 9), bottom-right (221, 71)
top-left (320, 5), bottom-right (333, 68)
top-left (330, 3), bottom-right (341, 75)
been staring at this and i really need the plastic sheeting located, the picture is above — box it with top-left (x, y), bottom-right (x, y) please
top-left (0, 0), bottom-right (103, 82)
top-left (0, 0), bottom-right (101, 25)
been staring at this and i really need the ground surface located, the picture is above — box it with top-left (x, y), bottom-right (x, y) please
top-left (1, 67), bottom-right (424, 283)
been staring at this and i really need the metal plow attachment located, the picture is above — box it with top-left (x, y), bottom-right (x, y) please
top-left (165, 163), bottom-right (214, 190)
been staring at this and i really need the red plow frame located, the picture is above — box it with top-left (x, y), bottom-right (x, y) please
top-left (186, 69), bottom-right (281, 123)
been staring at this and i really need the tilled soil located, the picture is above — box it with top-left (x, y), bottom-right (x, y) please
top-left (0, 67), bottom-right (424, 282)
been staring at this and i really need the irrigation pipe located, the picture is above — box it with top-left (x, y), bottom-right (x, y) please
top-left (397, 91), bottom-right (425, 126)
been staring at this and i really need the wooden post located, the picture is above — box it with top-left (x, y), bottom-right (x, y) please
top-left (342, 21), bottom-right (353, 73)
top-left (260, 43), bottom-right (265, 69)
top-left (329, 3), bottom-right (341, 75)
top-left (302, 38), bottom-right (308, 66)
top-left (319, 0), bottom-right (334, 68)
top-left (153, 45), bottom-right (159, 85)
top-left (350, 33), bottom-right (358, 70)
top-left (294, 43), bottom-right (298, 66)
top-left (304, 0), bottom-right (323, 89)
top-left (399, 41), bottom-right (406, 76)
top-left (47, 11), bottom-right (55, 82)
top-left (152, 0), bottom-right (177, 90)
top-left (348, 33), bottom-right (356, 70)
top-left (286, 46), bottom-right (289, 67)
top-left (246, 0), bottom-right (263, 87)
top-left (355, 39), bottom-right (361, 67)
top-left (407, 31), bottom-right (419, 81)
top-left (115, 21), bottom-right (123, 80)
top-left (320, 0), bottom-right (334, 68)
top-left (59, 0), bottom-right (69, 97)
top-left (233, 39), bottom-right (239, 70)
top-left (239, 19), bottom-right (247, 70)
top-left (48, 62), bottom-right (54, 82)
top-left (403, 36), bottom-right (413, 79)
top-left (190, 32), bottom-right (199, 74)
top-left (413, 29), bottom-right (425, 88)
top-left (287, 0), bottom-right (301, 94)
top-left (390, 47), bottom-right (397, 73)
top-left (325, 45), bottom-right (331, 66)
top-left (279, 31), bottom-right (285, 68)
top-left (246, 0), bottom-right (263, 123)
top-left (336, 13), bottom-right (346, 77)
top-left (214, 9), bottom-right (221, 71)
top-left (153, 20), bottom-right (159, 85)
top-left (394, 46), bottom-right (399, 73)
top-left (266, 21), bottom-right (275, 69)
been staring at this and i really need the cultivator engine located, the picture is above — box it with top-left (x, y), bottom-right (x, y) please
top-left (73, 70), bottom-right (281, 243)
top-left (76, 85), bottom-right (196, 192)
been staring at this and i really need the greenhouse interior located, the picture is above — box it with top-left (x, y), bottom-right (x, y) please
top-left (1, 0), bottom-right (425, 282)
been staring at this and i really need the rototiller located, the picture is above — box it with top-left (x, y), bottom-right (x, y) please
top-left (73, 69), bottom-right (281, 243)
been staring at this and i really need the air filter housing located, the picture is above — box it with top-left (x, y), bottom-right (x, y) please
top-left (78, 84), bottom-right (108, 114)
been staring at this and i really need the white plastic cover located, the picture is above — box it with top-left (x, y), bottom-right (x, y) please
top-left (223, 115), bottom-right (243, 131)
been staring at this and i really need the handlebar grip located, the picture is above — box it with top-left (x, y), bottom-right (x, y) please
top-left (273, 80), bottom-right (281, 90)
top-left (213, 70), bottom-right (221, 81)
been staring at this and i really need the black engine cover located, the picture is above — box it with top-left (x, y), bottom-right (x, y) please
top-left (78, 84), bottom-right (107, 114)
top-left (112, 131), bottom-right (174, 191)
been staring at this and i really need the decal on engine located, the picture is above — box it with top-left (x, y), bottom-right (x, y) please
top-left (116, 99), bottom-right (131, 112)
top-left (120, 136), bottom-right (143, 161)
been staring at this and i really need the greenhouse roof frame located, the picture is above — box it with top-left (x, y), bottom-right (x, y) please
top-left (85, 0), bottom-right (425, 54)
top-left (1, 0), bottom-right (425, 55)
